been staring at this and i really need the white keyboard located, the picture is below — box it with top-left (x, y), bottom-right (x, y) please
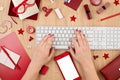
top-left (36, 26), bottom-right (120, 50)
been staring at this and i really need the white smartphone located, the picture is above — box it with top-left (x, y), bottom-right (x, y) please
top-left (54, 52), bottom-right (81, 80)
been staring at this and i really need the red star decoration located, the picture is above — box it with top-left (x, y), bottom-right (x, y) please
top-left (70, 15), bottom-right (77, 22)
top-left (114, 0), bottom-right (119, 6)
top-left (29, 36), bottom-right (34, 41)
top-left (18, 28), bottom-right (24, 35)
top-left (93, 55), bottom-right (99, 60)
top-left (103, 53), bottom-right (109, 60)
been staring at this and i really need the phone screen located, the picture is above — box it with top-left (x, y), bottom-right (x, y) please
top-left (55, 52), bottom-right (81, 80)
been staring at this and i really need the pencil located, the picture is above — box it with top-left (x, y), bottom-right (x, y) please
top-left (101, 12), bottom-right (120, 21)
top-left (10, 16), bottom-right (17, 24)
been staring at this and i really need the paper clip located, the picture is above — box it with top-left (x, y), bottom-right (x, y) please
top-left (42, 7), bottom-right (53, 17)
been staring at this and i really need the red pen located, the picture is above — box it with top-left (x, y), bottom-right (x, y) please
top-left (1, 46), bottom-right (20, 69)
top-left (100, 12), bottom-right (120, 21)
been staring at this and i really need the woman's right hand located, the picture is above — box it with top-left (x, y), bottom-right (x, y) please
top-left (69, 30), bottom-right (93, 66)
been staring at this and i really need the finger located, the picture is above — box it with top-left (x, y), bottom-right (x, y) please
top-left (44, 35), bottom-right (54, 49)
top-left (81, 35), bottom-right (90, 49)
top-left (71, 38), bottom-right (79, 49)
top-left (39, 35), bottom-right (50, 45)
top-left (80, 31), bottom-right (86, 45)
top-left (49, 47), bottom-right (55, 59)
top-left (84, 35), bottom-right (89, 46)
top-left (75, 30), bottom-right (83, 46)
top-left (47, 35), bottom-right (54, 46)
top-left (68, 46), bottom-right (76, 58)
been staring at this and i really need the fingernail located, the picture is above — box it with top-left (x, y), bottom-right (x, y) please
top-left (83, 34), bottom-right (85, 36)
top-left (50, 34), bottom-right (54, 37)
top-left (68, 46), bottom-right (70, 49)
top-left (67, 49), bottom-right (70, 52)
top-left (52, 47), bottom-right (55, 49)
top-left (76, 29), bottom-right (78, 31)
top-left (52, 34), bottom-right (54, 36)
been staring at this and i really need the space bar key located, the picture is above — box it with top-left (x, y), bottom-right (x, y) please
top-left (53, 45), bottom-right (68, 49)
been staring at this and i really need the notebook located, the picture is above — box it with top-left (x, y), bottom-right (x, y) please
top-left (100, 55), bottom-right (120, 80)
top-left (8, 0), bottom-right (41, 20)
top-left (0, 32), bottom-right (31, 80)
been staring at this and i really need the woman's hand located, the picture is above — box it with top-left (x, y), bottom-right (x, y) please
top-left (21, 34), bottom-right (55, 80)
top-left (32, 34), bottom-right (55, 68)
top-left (69, 30), bottom-right (93, 66)
top-left (69, 30), bottom-right (99, 80)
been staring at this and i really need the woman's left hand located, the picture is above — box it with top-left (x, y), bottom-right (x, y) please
top-left (31, 34), bottom-right (55, 68)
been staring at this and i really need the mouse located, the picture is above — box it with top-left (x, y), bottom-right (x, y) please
top-left (90, 0), bottom-right (102, 6)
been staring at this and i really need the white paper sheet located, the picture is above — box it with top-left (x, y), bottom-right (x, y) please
top-left (0, 47), bottom-right (20, 69)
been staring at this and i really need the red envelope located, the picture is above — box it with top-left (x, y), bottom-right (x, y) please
top-left (8, 0), bottom-right (41, 20)
top-left (64, 0), bottom-right (82, 11)
top-left (100, 55), bottom-right (120, 80)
